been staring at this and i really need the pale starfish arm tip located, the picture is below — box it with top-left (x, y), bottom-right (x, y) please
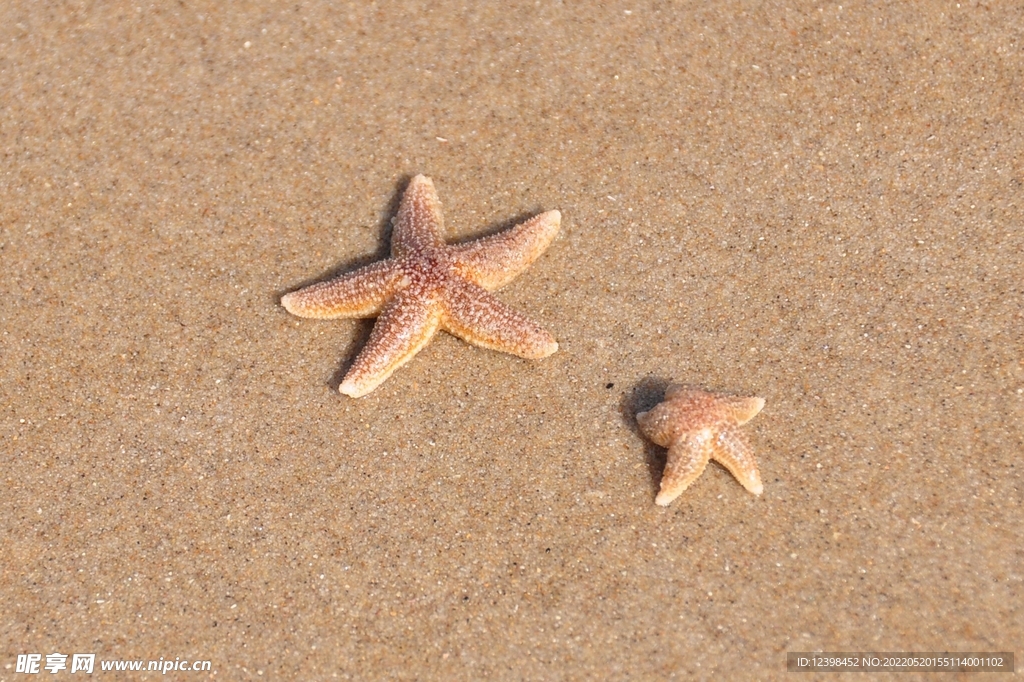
top-left (654, 438), bottom-right (710, 506)
top-left (731, 466), bottom-right (764, 496)
top-left (281, 289), bottom-right (327, 318)
top-left (732, 396), bottom-right (766, 424)
top-left (339, 377), bottom-right (374, 398)
top-left (519, 337), bottom-right (558, 359)
top-left (441, 280), bottom-right (559, 360)
top-left (732, 466), bottom-right (764, 495)
top-left (280, 291), bottom-right (300, 314)
top-left (518, 330), bottom-right (558, 358)
top-left (655, 489), bottom-right (681, 507)
top-left (449, 208), bottom-right (560, 290)
top-left (281, 260), bottom-right (399, 319)
top-left (713, 426), bottom-right (764, 494)
top-left (337, 297), bottom-right (441, 398)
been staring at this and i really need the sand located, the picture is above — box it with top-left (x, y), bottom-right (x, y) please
top-left (1, 1), bottom-right (1021, 679)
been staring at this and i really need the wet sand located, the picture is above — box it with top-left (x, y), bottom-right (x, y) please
top-left (1, 1), bottom-right (1021, 679)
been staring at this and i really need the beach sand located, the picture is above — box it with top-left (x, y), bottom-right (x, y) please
top-left (1, 1), bottom-right (1021, 678)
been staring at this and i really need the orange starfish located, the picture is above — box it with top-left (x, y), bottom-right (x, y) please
top-left (637, 385), bottom-right (765, 505)
top-left (282, 175), bottom-right (560, 397)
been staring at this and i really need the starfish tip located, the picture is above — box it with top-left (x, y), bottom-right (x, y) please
top-left (339, 379), bottom-right (370, 398)
top-left (744, 396), bottom-right (767, 420)
top-left (280, 292), bottom-right (300, 314)
top-left (740, 467), bottom-right (765, 495)
top-left (409, 173), bottom-right (433, 189)
top-left (655, 489), bottom-right (681, 507)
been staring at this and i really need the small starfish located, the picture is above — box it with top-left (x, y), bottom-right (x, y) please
top-left (637, 385), bottom-right (765, 506)
top-left (282, 175), bottom-right (560, 397)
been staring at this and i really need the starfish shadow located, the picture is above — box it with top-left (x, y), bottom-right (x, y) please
top-left (272, 177), bottom-right (417, 392)
top-left (274, 176), bottom-right (412, 300)
top-left (324, 322), bottom-right (373, 393)
top-left (620, 376), bottom-right (675, 500)
top-left (450, 210), bottom-right (552, 245)
top-left (273, 178), bottom-right (550, 302)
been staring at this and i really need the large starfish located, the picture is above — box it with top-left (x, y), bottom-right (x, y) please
top-left (637, 385), bottom-right (765, 506)
top-left (282, 175), bottom-right (560, 397)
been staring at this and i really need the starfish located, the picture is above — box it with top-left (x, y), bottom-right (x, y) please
top-left (636, 385), bottom-right (765, 506)
top-left (282, 174), bottom-right (560, 397)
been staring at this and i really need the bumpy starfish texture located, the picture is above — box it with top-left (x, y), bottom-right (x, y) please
top-left (282, 175), bottom-right (560, 397)
top-left (637, 385), bottom-right (765, 506)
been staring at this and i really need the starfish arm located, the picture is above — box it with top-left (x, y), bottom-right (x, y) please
top-left (449, 210), bottom-right (561, 290)
top-left (390, 175), bottom-right (445, 258)
top-left (722, 395), bottom-right (766, 425)
top-left (636, 403), bottom-right (682, 448)
top-left (441, 279), bottom-right (558, 359)
top-left (282, 260), bottom-right (401, 319)
top-left (339, 295), bottom-right (441, 397)
top-left (711, 426), bottom-right (764, 495)
top-left (656, 435), bottom-right (713, 506)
